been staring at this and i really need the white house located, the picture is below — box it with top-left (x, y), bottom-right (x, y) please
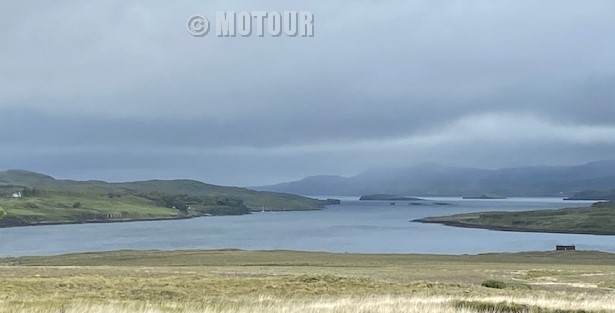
top-left (11, 192), bottom-right (22, 198)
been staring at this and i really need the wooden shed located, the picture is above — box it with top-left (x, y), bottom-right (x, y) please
top-left (556, 245), bottom-right (575, 251)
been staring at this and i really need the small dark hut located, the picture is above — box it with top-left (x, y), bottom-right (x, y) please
top-left (556, 245), bottom-right (576, 251)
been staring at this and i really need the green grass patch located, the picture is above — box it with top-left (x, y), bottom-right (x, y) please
top-left (0, 170), bottom-right (326, 227)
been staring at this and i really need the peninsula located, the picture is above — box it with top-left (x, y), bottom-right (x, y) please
top-left (413, 201), bottom-right (615, 235)
top-left (0, 169), bottom-right (327, 228)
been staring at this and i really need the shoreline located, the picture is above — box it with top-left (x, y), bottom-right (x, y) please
top-left (3, 248), bottom-right (615, 263)
top-left (0, 207), bottom-right (324, 229)
top-left (413, 219), bottom-right (615, 236)
top-left (0, 214), bottom-right (203, 229)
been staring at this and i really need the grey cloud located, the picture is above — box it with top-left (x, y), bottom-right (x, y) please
top-left (1, 0), bottom-right (615, 185)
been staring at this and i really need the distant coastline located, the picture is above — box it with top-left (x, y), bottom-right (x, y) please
top-left (413, 218), bottom-right (615, 236)
top-left (359, 194), bottom-right (424, 201)
top-left (462, 194), bottom-right (507, 200)
top-left (0, 215), bottom-right (197, 229)
top-left (0, 207), bottom-right (328, 229)
top-left (413, 201), bottom-right (615, 236)
top-left (0, 169), bottom-right (328, 229)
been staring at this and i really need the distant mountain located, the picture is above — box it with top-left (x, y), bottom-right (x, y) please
top-left (254, 160), bottom-right (615, 197)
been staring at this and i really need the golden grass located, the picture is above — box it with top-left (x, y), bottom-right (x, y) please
top-left (0, 297), bottom-right (463, 313)
top-left (2, 250), bottom-right (615, 313)
top-left (3, 295), bottom-right (615, 313)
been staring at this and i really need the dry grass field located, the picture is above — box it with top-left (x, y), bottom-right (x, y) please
top-left (2, 250), bottom-right (615, 312)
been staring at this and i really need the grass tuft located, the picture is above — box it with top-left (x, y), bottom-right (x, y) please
top-left (481, 280), bottom-right (531, 290)
top-left (454, 300), bottom-right (599, 313)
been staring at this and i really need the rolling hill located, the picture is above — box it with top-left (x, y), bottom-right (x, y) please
top-left (0, 170), bottom-right (325, 227)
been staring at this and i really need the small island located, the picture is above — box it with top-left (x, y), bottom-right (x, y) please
top-left (409, 202), bottom-right (452, 206)
top-left (323, 198), bottom-right (342, 205)
top-left (413, 201), bottom-right (615, 235)
top-left (360, 194), bottom-right (424, 201)
top-left (462, 194), bottom-right (507, 200)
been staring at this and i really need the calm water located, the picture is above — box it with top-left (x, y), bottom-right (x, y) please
top-left (0, 197), bottom-right (612, 257)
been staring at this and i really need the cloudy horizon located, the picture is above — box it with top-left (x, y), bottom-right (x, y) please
top-left (2, 0), bottom-right (615, 186)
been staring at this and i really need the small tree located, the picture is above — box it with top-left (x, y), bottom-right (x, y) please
top-left (0, 207), bottom-right (6, 220)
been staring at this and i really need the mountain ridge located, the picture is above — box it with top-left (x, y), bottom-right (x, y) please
top-left (254, 160), bottom-right (615, 197)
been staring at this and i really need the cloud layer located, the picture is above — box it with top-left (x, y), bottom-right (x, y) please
top-left (1, 0), bottom-right (615, 185)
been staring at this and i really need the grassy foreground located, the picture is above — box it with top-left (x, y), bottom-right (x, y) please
top-left (2, 250), bottom-right (615, 312)
top-left (414, 201), bottom-right (615, 235)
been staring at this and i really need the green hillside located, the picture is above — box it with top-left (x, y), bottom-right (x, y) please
top-left (0, 170), bottom-right (325, 227)
top-left (566, 189), bottom-right (615, 200)
top-left (414, 201), bottom-right (615, 235)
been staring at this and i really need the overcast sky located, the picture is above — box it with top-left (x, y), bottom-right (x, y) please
top-left (2, 0), bottom-right (615, 186)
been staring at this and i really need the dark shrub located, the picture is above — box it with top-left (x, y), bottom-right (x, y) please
top-left (481, 280), bottom-right (507, 289)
